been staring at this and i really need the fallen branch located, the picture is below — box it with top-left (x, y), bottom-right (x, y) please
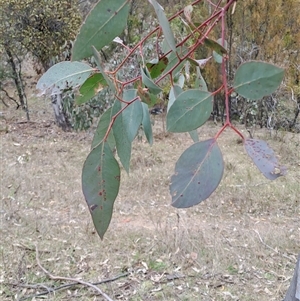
top-left (14, 271), bottom-right (129, 301)
top-left (26, 245), bottom-right (122, 301)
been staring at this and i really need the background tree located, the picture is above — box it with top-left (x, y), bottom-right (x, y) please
top-left (227, 0), bottom-right (300, 131)
top-left (0, 0), bottom-right (81, 122)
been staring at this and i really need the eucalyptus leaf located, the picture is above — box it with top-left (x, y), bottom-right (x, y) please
top-left (167, 89), bottom-right (213, 132)
top-left (122, 89), bottom-right (143, 142)
top-left (92, 46), bottom-right (115, 91)
top-left (148, 0), bottom-right (177, 53)
top-left (92, 108), bottom-right (115, 150)
top-left (141, 103), bottom-right (153, 145)
top-left (233, 61), bottom-right (284, 100)
top-left (82, 141), bottom-right (120, 239)
top-left (141, 67), bottom-right (162, 95)
top-left (75, 73), bottom-right (108, 105)
top-left (213, 38), bottom-right (228, 63)
top-left (72, 0), bottom-right (130, 61)
top-left (112, 100), bottom-right (132, 173)
top-left (167, 85), bottom-right (183, 112)
top-left (170, 138), bottom-right (224, 208)
top-left (37, 61), bottom-right (94, 95)
top-left (204, 38), bottom-right (227, 56)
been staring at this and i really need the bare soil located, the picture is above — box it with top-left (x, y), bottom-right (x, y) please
top-left (0, 99), bottom-right (299, 301)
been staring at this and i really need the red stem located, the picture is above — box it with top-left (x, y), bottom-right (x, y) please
top-left (105, 0), bottom-right (239, 141)
top-left (103, 97), bottom-right (139, 142)
top-left (214, 0), bottom-right (245, 141)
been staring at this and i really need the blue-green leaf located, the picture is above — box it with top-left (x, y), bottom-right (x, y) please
top-left (141, 103), bottom-right (153, 145)
top-left (244, 138), bottom-right (287, 180)
top-left (112, 100), bottom-right (131, 173)
top-left (148, 0), bottom-right (177, 53)
top-left (92, 108), bottom-right (115, 150)
top-left (163, 45), bottom-right (189, 77)
top-left (167, 89), bottom-right (213, 132)
top-left (233, 61), bottom-right (285, 100)
top-left (170, 138), bottom-right (224, 208)
top-left (141, 67), bottom-right (162, 95)
top-left (82, 141), bottom-right (120, 239)
top-left (92, 46), bottom-right (115, 92)
top-left (167, 85), bottom-right (183, 112)
top-left (194, 67), bottom-right (208, 91)
top-left (72, 0), bottom-right (130, 61)
top-left (122, 89), bottom-right (143, 142)
top-left (36, 62), bottom-right (94, 95)
top-left (189, 130), bottom-right (199, 142)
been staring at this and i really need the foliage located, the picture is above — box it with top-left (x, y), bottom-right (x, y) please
top-left (37, 0), bottom-right (287, 240)
top-left (228, 0), bottom-right (300, 129)
top-left (62, 89), bottom-right (109, 131)
top-left (0, 0), bottom-right (81, 69)
top-left (0, 0), bottom-right (81, 122)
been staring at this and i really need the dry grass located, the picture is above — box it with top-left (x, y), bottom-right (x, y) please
top-left (0, 99), bottom-right (299, 301)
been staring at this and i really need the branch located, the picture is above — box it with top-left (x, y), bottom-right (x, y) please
top-left (0, 86), bottom-right (20, 109)
top-left (34, 245), bottom-right (117, 301)
top-left (13, 272), bottom-right (129, 301)
top-left (1, 97), bottom-right (9, 107)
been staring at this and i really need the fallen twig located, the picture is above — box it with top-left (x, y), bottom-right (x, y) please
top-left (253, 229), bottom-right (295, 262)
top-left (22, 245), bottom-right (122, 301)
top-left (10, 271), bottom-right (129, 301)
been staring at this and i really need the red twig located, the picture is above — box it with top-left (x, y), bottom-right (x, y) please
top-left (103, 97), bottom-right (139, 142)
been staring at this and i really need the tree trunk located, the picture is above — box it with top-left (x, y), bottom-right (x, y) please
top-left (284, 254), bottom-right (300, 301)
top-left (4, 45), bottom-right (30, 120)
top-left (51, 94), bottom-right (71, 131)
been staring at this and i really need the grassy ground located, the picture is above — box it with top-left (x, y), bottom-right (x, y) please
top-left (0, 99), bottom-right (299, 301)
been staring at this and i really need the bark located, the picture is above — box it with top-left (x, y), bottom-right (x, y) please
top-left (51, 94), bottom-right (71, 131)
top-left (284, 254), bottom-right (300, 301)
top-left (4, 45), bottom-right (30, 120)
top-left (290, 95), bottom-right (300, 130)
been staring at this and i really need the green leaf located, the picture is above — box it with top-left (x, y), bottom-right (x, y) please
top-left (141, 103), bottom-right (153, 145)
top-left (189, 130), bottom-right (199, 142)
top-left (167, 89), bottom-right (213, 132)
top-left (91, 108), bottom-right (115, 150)
top-left (75, 73), bottom-right (108, 105)
top-left (137, 86), bottom-right (158, 107)
top-left (72, 0), bottom-right (130, 61)
top-left (122, 89), bottom-right (143, 142)
top-left (148, 0), bottom-right (177, 53)
top-left (36, 62), bottom-right (94, 95)
top-left (204, 38), bottom-right (227, 56)
top-left (233, 61), bottom-right (285, 100)
top-left (92, 46), bottom-right (115, 91)
top-left (213, 38), bottom-right (228, 63)
top-left (82, 141), bottom-right (120, 239)
top-left (146, 57), bottom-right (169, 79)
top-left (141, 67), bottom-right (162, 95)
top-left (170, 138), bottom-right (224, 208)
top-left (112, 100), bottom-right (132, 173)
top-left (167, 85), bottom-right (183, 112)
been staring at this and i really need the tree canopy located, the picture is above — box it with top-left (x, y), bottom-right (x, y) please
top-left (0, 0), bottom-right (81, 69)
